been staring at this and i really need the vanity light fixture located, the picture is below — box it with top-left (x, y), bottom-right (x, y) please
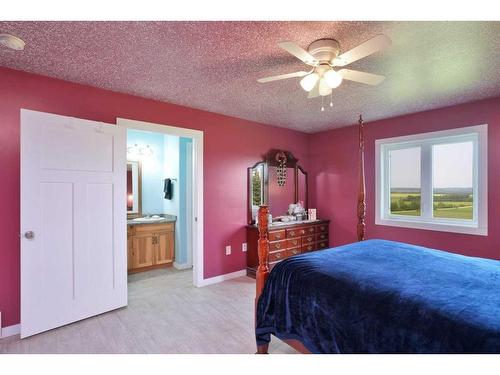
top-left (127, 143), bottom-right (154, 158)
top-left (0, 33), bottom-right (26, 51)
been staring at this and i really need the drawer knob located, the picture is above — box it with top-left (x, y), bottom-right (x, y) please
top-left (275, 252), bottom-right (281, 258)
top-left (292, 250), bottom-right (299, 255)
top-left (276, 234), bottom-right (281, 239)
top-left (308, 237), bottom-right (312, 242)
top-left (290, 231), bottom-right (295, 236)
top-left (276, 243), bottom-right (281, 249)
top-left (292, 240), bottom-right (298, 245)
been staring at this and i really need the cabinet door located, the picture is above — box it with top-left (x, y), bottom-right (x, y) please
top-left (155, 231), bottom-right (174, 265)
top-left (127, 236), bottom-right (133, 271)
top-left (131, 234), bottom-right (155, 269)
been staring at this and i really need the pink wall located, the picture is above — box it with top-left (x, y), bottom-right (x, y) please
top-left (0, 67), bottom-right (310, 328)
top-left (309, 97), bottom-right (500, 261)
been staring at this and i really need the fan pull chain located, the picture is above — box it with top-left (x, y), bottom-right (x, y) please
top-left (321, 96), bottom-right (325, 112)
top-left (330, 92), bottom-right (333, 107)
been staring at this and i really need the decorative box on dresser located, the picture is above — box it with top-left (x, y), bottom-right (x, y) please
top-left (246, 220), bottom-right (330, 278)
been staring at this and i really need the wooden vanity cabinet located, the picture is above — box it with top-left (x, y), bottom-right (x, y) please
top-left (246, 220), bottom-right (330, 278)
top-left (127, 222), bottom-right (175, 274)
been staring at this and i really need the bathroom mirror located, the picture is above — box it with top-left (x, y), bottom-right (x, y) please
top-left (127, 160), bottom-right (142, 217)
top-left (247, 150), bottom-right (308, 224)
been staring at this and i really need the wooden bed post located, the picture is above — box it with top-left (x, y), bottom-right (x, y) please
top-left (255, 205), bottom-right (270, 302)
top-left (357, 114), bottom-right (366, 241)
top-left (255, 205), bottom-right (270, 354)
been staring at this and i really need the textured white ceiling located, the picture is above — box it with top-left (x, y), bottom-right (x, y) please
top-left (0, 21), bottom-right (498, 133)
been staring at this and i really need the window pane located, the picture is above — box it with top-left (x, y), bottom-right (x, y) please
top-left (432, 142), bottom-right (473, 220)
top-left (390, 147), bottom-right (421, 216)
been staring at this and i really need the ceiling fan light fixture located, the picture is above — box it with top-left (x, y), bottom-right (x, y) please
top-left (299, 73), bottom-right (319, 92)
top-left (319, 78), bottom-right (332, 96)
top-left (323, 69), bottom-right (343, 89)
top-left (0, 33), bottom-right (25, 50)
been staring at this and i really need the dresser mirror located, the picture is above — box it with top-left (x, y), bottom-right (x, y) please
top-left (247, 150), bottom-right (308, 224)
top-left (127, 160), bottom-right (142, 218)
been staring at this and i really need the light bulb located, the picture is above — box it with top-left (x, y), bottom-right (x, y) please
top-left (319, 78), bottom-right (332, 96)
top-left (323, 69), bottom-right (343, 89)
top-left (299, 73), bottom-right (319, 92)
top-left (0, 34), bottom-right (25, 51)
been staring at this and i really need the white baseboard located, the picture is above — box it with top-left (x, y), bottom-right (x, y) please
top-left (173, 262), bottom-right (193, 270)
top-left (198, 269), bottom-right (247, 287)
top-left (0, 324), bottom-right (20, 339)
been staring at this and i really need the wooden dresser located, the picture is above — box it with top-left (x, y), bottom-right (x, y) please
top-left (127, 222), bottom-right (175, 274)
top-left (246, 220), bottom-right (330, 278)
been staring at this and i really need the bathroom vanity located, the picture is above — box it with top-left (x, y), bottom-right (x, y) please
top-left (127, 219), bottom-right (175, 274)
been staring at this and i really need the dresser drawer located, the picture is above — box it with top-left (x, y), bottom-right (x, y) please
top-left (318, 240), bottom-right (329, 249)
top-left (288, 247), bottom-right (301, 257)
top-left (269, 230), bottom-right (286, 241)
top-left (269, 249), bottom-right (287, 262)
top-left (269, 239), bottom-right (286, 251)
top-left (286, 228), bottom-right (305, 238)
top-left (304, 226), bottom-right (316, 235)
top-left (302, 243), bottom-right (316, 252)
top-left (316, 232), bottom-right (328, 241)
top-left (303, 235), bottom-right (315, 245)
top-left (287, 238), bottom-right (301, 248)
top-left (316, 224), bottom-right (328, 233)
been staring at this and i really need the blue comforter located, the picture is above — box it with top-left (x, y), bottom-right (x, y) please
top-left (256, 239), bottom-right (500, 353)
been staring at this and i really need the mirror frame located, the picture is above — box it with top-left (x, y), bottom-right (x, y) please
top-left (247, 150), bottom-right (308, 224)
top-left (127, 160), bottom-right (142, 219)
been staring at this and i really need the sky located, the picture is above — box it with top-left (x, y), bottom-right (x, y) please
top-left (390, 141), bottom-right (473, 188)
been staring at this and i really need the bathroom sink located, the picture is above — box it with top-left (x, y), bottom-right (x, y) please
top-left (131, 216), bottom-right (165, 223)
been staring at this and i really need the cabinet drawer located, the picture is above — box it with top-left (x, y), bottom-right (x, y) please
top-left (286, 228), bottom-right (305, 238)
top-left (286, 238), bottom-right (301, 248)
top-left (269, 249), bottom-right (287, 262)
top-left (303, 235), bottom-right (315, 245)
top-left (288, 247), bottom-right (301, 257)
top-left (305, 226), bottom-right (316, 235)
top-left (269, 230), bottom-right (286, 241)
top-left (302, 243), bottom-right (316, 252)
top-left (316, 224), bottom-right (328, 233)
top-left (316, 232), bottom-right (328, 241)
top-left (318, 240), bottom-right (329, 249)
top-left (269, 239), bottom-right (286, 251)
top-left (134, 222), bottom-right (174, 233)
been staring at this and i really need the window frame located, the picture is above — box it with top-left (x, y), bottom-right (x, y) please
top-left (375, 124), bottom-right (488, 236)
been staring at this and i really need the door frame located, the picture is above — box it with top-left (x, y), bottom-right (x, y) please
top-left (117, 118), bottom-right (204, 287)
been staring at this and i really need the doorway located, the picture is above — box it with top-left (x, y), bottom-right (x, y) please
top-left (117, 118), bottom-right (204, 287)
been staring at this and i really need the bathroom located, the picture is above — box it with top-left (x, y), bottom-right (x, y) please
top-left (126, 128), bottom-right (194, 276)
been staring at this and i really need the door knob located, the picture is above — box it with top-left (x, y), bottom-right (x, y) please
top-left (24, 231), bottom-right (35, 240)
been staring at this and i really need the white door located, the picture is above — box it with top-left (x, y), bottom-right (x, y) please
top-left (20, 109), bottom-right (127, 338)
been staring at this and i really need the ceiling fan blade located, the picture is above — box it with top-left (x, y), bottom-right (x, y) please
top-left (257, 71), bottom-right (309, 83)
top-left (333, 34), bottom-right (391, 67)
top-left (338, 69), bottom-right (386, 85)
top-left (307, 81), bottom-right (320, 98)
top-left (278, 41), bottom-right (318, 66)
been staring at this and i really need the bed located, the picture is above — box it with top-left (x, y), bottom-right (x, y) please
top-left (253, 116), bottom-right (500, 354)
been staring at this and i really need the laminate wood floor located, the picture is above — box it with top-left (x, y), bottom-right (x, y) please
top-left (0, 268), bottom-right (296, 354)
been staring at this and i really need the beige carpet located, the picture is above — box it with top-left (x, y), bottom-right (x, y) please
top-left (0, 268), bottom-right (296, 354)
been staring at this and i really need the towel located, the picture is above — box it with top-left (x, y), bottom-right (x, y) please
top-left (164, 178), bottom-right (173, 200)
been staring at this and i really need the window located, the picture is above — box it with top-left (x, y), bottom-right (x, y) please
top-left (375, 125), bottom-right (487, 235)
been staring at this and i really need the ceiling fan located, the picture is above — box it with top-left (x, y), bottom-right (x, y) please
top-left (257, 35), bottom-right (391, 98)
